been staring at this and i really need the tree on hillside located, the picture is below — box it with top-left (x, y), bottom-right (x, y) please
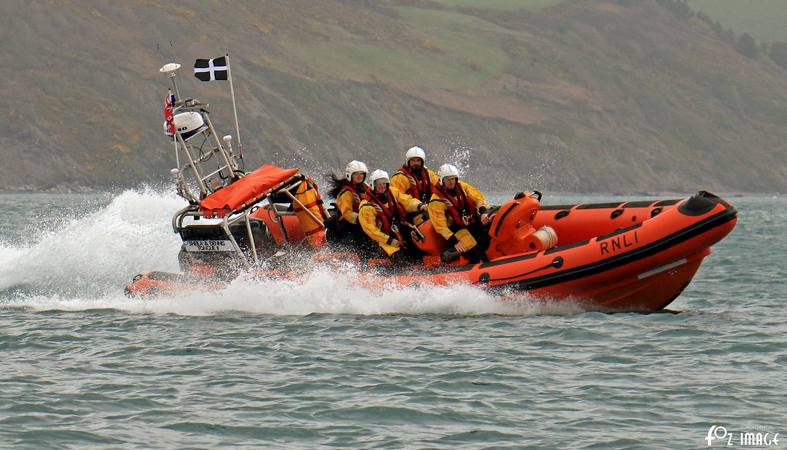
top-left (736, 33), bottom-right (759, 59)
top-left (656, 0), bottom-right (693, 20)
top-left (769, 42), bottom-right (787, 70)
top-left (695, 11), bottom-right (734, 44)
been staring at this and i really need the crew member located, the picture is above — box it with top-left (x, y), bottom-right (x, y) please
top-left (359, 169), bottom-right (427, 263)
top-left (428, 164), bottom-right (492, 262)
top-left (327, 160), bottom-right (372, 245)
top-left (390, 146), bottom-right (439, 205)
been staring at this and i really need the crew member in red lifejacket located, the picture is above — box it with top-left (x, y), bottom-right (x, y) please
top-left (359, 169), bottom-right (426, 264)
top-left (327, 160), bottom-right (373, 247)
top-left (390, 146), bottom-right (438, 225)
top-left (428, 164), bottom-right (492, 262)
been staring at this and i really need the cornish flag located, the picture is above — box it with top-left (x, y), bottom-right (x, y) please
top-left (194, 56), bottom-right (228, 81)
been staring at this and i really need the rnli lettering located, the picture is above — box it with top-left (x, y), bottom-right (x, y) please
top-left (600, 231), bottom-right (639, 255)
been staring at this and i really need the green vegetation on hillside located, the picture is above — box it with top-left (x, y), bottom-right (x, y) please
top-left (431, 0), bottom-right (564, 11)
top-left (282, 6), bottom-right (515, 92)
top-left (2, 0), bottom-right (786, 193)
top-left (687, 0), bottom-right (787, 42)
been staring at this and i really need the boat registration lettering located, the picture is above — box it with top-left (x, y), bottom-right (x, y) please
top-left (184, 240), bottom-right (234, 252)
top-left (600, 231), bottom-right (639, 255)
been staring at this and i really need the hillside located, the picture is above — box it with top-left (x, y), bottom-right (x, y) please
top-left (1, 0), bottom-right (786, 194)
top-left (687, 0), bottom-right (787, 43)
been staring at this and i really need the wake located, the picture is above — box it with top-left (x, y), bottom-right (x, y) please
top-left (0, 188), bottom-right (585, 317)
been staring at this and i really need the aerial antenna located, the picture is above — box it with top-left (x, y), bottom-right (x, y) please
top-left (160, 41), bottom-right (182, 101)
top-left (159, 62), bottom-right (182, 99)
top-left (225, 51), bottom-right (244, 161)
top-left (168, 41), bottom-right (178, 66)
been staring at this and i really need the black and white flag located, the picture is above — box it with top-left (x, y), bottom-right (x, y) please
top-left (194, 56), bottom-right (228, 81)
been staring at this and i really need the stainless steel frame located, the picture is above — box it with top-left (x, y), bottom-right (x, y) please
top-left (172, 174), bottom-right (327, 269)
top-left (163, 68), bottom-right (327, 271)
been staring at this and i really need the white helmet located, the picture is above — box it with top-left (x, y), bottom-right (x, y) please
top-left (438, 164), bottom-right (461, 183)
top-left (405, 146), bottom-right (426, 164)
top-left (164, 111), bottom-right (207, 140)
top-left (369, 169), bottom-right (390, 187)
top-left (344, 160), bottom-right (368, 181)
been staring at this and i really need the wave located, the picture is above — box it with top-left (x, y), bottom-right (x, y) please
top-left (0, 188), bottom-right (184, 297)
top-left (0, 188), bottom-right (586, 317)
top-left (2, 268), bottom-right (585, 317)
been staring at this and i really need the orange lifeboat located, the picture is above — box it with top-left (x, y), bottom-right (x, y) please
top-left (373, 191), bottom-right (737, 311)
top-left (125, 164), bottom-right (737, 312)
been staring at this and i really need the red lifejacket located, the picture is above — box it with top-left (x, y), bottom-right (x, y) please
top-left (432, 182), bottom-right (477, 229)
top-left (365, 189), bottom-right (408, 236)
top-left (338, 183), bottom-right (369, 219)
top-left (396, 165), bottom-right (433, 203)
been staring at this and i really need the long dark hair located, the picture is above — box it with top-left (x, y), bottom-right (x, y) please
top-left (327, 172), bottom-right (350, 199)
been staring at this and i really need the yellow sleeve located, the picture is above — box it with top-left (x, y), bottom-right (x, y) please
top-left (336, 190), bottom-right (358, 224)
top-left (390, 187), bottom-right (421, 213)
top-left (359, 203), bottom-right (398, 256)
top-left (426, 168), bottom-right (439, 185)
top-left (427, 193), bottom-right (453, 241)
top-left (390, 172), bottom-right (411, 196)
top-left (460, 181), bottom-right (488, 210)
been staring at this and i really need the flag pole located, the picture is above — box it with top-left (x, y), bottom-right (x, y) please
top-left (160, 63), bottom-right (182, 171)
top-left (225, 53), bottom-right (243, 160)
top-left (169, 88), bottom-right (180, 169)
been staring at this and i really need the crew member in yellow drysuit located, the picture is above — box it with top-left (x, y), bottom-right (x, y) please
top-left (390, 146), bottom-right (439, 225)
top-left (326, 160), bottom-right (373, 249)
top-left (427, 163), bottom-right (492, 262)
top-left (359, 169), bottom-right (427, 263)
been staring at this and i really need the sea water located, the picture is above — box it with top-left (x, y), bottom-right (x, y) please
top-left (0, 191), bottom-right (784, 449)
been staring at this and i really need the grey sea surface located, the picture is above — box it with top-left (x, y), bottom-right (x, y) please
top-left (0, 191), bottom-right (784, 449)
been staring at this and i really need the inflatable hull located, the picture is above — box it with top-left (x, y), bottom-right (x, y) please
top-left (377, 192), bottom-right (736, 311)
top-left (125, 192), bottom-right (737, 312)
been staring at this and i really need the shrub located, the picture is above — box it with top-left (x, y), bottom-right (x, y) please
top-left (736, 32), bottom-right (759, 59)
top-left (656, 0), bottom-right (693, 20)
top-left (769, 41), bottom-right (787, 70)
